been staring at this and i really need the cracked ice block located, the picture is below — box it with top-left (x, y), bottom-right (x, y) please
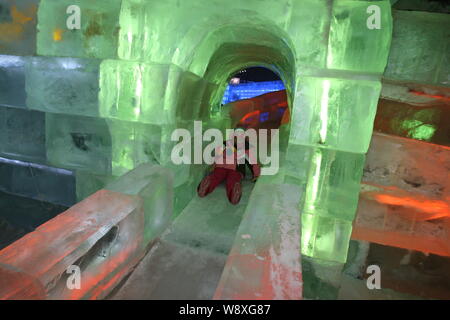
top-left (290, 77), bottom-right (381, 153)
top-left (0, 0), bottom-right (38, 55)
top-left (46, 113), bottom-right (112, 174)
top-left (302, 213), bottom-right (353, 263)
top-left (106, 163), bottom-right (173, 246)
top-left (25, 56), bottom-right (101, 117)
top-left (36, 0), bottom-right (121, 59)
top-left (328, 0), bottom-right (392, 73)
top-left (99, 60), bottom-right (203, 125)
top-left (0, 55), bottom-right (26, 108)
top-left (107, 119), bottom-right (161, 177)
top-left (384, 10), bottom-right (450, 86)
top-left (0, 157), bottom-right (76, 207)
top-left (301, 146), bottom-right (366, 221)
top-left (0, 106), bottom-right (46, 162)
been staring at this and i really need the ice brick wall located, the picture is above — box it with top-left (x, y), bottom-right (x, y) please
top-left (0, 0), bottom-right (208, 206)
top-left (287, 0), bottom-right (393, 264)
top-left (0, 0), bottom-right (396, 269)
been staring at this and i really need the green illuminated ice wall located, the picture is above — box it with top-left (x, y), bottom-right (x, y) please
top-left (0, 0), bottom-right (393, 264)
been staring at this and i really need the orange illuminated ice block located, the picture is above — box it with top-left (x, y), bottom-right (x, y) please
top-left (352, 183), bottom-right (450, 257)
top-left (0, 189), bottom-right (145, 300)
top-left (353, 133), bottom-right (450, 257)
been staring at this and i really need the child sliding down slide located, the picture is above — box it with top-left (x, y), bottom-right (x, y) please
top-left (197, 128), bottom-right (261, 205)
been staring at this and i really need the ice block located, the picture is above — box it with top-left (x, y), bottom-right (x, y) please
top-left (301, 255), bottom-right (344, 299)
top-left (75, 170), bottom-right (115, 202)
top-left (0, 0), bottom-right (38, 56)
top-left (99, 59), bottom-right (205, 125)
top-left (0, 189), bottom-right (145, 300)
top-left (328, 0), bottom-right (392, 73)
top-left (0, 55), bottom-right (27, 108)
top-left (36, 0), bottom-right (122, 59)
top-left (363, 133), bottom-right (450, 200)
top-left (106, 163), bottom-right (174, 246)
top-left (301, 212), bottom-right (354, 263)
top-left (291, 144), bottom-right (365, 263)
top-left (107, 119), bottom-right (162, 177)
top-left (118, 0), bottom-right (292, 70)
top-left (384, 10), bottom-right (449, 86)
top-left (353, 193), bottom-right (450, 257)
top-left (215, 181), bottom-right (303, 300)
top-left (352, 133), bottom-right (450, 256)
top-left (46, 113), bottom-right (112, 175)
top-left (25, 56), bottom-right (101, 117)
top-left (287, 0), bottom-right (330, 70)
top-left (289, 76), bottom-right (382, 154)
top-left (0, 106), bottom-right (46, 163)
top-left (0, 264), bottom-right (46, 300)
top-left (0, 157), bottom-right (76, 207)
top-left (374, 98), bottom-right (448, 145)
top-left (301, 146), bottom-right (366, 221)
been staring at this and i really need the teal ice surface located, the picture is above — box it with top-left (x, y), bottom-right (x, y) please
top-left (164, 181), bottom-right (254, 256)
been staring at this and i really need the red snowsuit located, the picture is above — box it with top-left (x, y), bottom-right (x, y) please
top-left (197, 139), bottom-right (261, 204)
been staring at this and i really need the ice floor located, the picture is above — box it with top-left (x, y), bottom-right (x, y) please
top-left (109, 182), bottom-right (254, 299)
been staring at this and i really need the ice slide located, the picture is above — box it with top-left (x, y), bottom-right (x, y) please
top-left (108, 170), bottom-right (303, 300)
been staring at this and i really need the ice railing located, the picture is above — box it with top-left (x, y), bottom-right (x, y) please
top-left (0, 164), bottom-right (173, 300)
top-left (214, 178), bottom-right (303, 300)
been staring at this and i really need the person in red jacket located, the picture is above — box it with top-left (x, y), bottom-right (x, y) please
top-left (197, 128), bottom-right (261, 205)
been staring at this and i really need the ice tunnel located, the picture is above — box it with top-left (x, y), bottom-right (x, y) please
top-left (0, 0), bottom-right (449, 301)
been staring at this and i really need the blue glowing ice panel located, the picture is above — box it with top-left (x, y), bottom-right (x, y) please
top-left (222, 80), bottom-right (285, 104)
